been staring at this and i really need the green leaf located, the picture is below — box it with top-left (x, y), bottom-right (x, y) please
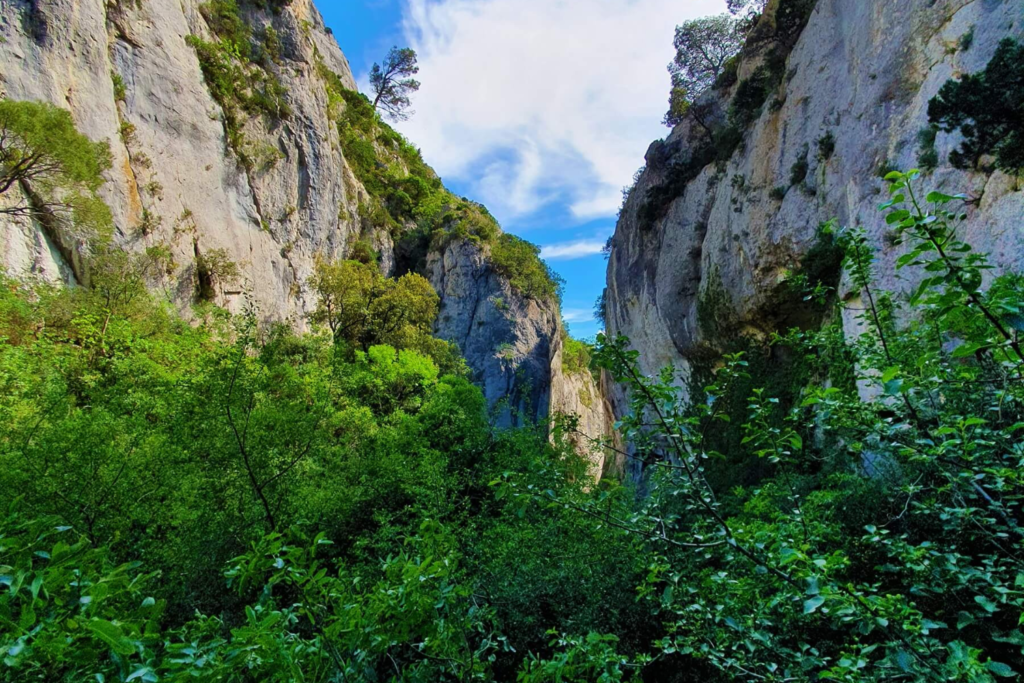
top-left (986, 661), bottom-right (1016, 678)
top-left (779, 548), bottom-right (801, 565)
top-left (926, 191), bottom-right (961, 204)
top-left (883, 378), bottom-right (904, 396)
top-left (85, 619), bottom-right (136, 656)
top-left (803, 596), bottom-right (825, 614)
top-left (127, 667), bottom-right (157, 682)
top-left (975, 595), bottom-right (999, 613)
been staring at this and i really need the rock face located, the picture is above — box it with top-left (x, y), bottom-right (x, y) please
top-left (0, 0), bottom-right (614, 473)
top-left (0, 0), bottom-right (364, 321)
top-left (605, 0), bottom-right (1024, 429)
top-left (429, 239), bottom-right (618, 477)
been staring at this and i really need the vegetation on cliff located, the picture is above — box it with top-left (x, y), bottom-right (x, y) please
top-left (928, 38), bottom-right (1024, 173)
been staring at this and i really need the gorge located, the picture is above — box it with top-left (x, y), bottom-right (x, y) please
top-left (2, 0), bottom-right (1024, 680)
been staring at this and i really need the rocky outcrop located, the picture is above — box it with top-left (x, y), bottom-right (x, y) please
top-left (605, 0), bottom-right (1024, 422)
top-left (429, 239), bottom-right (616, 475)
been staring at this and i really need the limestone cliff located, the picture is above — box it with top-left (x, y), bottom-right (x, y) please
top-left (0, 0), bottom-right (613, 469)
top-left (0, 0), bottom-right (365, 319)
top-left (429, 239), bottom-right (617, 477)
top-left (605, 0), bottom-right (1023, 437)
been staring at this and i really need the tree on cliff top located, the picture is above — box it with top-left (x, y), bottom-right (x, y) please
top-left (727, 0), bottom-right (768, 15)
top-left (0, 99), bottom-right (112, 243)
top-left (664, 15), bottom-right (744, 126)
top-left (370, 46), bottom-right (421, 122)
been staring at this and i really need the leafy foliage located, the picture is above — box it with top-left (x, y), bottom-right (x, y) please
top-left (561, 333), bottom-right (594, 376)
top-left (308, 257), bottom-right (446, 361)
top-left (664, 15), bottom-right (745, 127)
top-left (187, 0), bottom-right (291, 170)
top-left (0, 99), bottom-right (113, 243)
top-left (928, 38), bottom-right (1024, 172)
top-left (502, 171), bottom-right (1024, 681)
top-left (0, 257), bottom-right (641, 680)
top-left (489, 234), bottom-right (564, 302)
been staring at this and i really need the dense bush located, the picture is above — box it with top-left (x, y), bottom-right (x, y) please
top-left (489, 234), bottom-right (564, 302)
top-left (561, 333), bottom-right (594, 376)
top-left (928, 38), bottom-right (1024, 172)
top-left (0, 255), bottom-right (642, 680)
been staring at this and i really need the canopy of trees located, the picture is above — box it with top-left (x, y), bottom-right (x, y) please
top-left (309, 258), bottom-right (438, 350)
top-left (5, 170), bottom-right (1024, 681)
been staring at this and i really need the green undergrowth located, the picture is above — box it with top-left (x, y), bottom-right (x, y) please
top-left (561, 332), bottom-right (595, 379)
top-left (0, 258), bottom-right (647, 681)
top-left (688, 224), bottom-right (848, 492)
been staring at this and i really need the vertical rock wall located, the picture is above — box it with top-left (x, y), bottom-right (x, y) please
top-left (605, 0), bottom-right (1024, 432)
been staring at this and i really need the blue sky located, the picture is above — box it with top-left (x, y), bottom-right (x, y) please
top-left (321, 0), bottom-right (726, 339)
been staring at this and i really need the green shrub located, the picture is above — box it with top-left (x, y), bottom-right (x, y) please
top-left (714, 54), bottom-right (740, 89)
top-left (111, 71), bottom-right (127, 102)
top-left (815, 130), bottom-right (835, 161)
top-left (916, 124), bottom-right (939, 171)
top-left (876, 157), bottom-right (899, 178)
top-left (186, 33), bottom-right (290, 169)
top-left (958, 25), bottom-right (975, 52)
top-left (489, 234), bottom-right (563, 302)
top-left (729, 65), bottom-right (777, 128)
top-left (561, 333), bottom-right (593, 376)
top-left (199, 0), bottom-right (250, 54)
top-left (788, 147), bottom-right (809, 186)
top-left (349, 239), bottom-right (379, 264)
top-left (928, 38), bottom-right (1024, 172)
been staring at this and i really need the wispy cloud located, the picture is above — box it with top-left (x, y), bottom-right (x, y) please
top-left (389, 0), bottom-right (727, 223)
top-left (540, 239), bottom-right (607, 261)
top-left (561, 308), bottom-right (593, 323)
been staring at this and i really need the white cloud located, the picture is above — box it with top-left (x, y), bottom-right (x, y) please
top-left (540, 238), bottom-right (607, 261)
top-left (561, 308), bottom-right (593, 323)
top-left (390, 0), bottom-right (728, 224)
